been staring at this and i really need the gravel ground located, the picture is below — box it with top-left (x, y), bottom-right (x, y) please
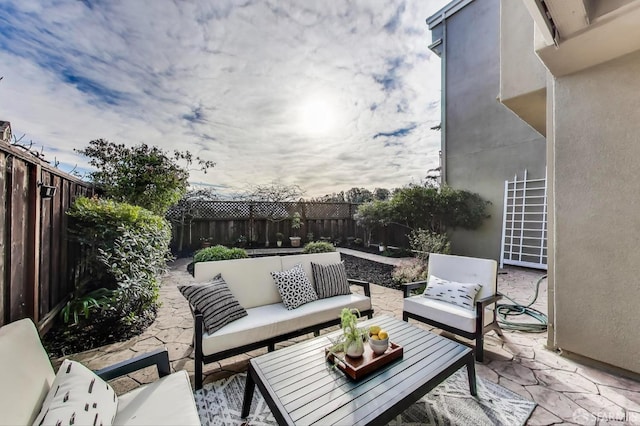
top-left (342, 254), bottom-right (395, 289)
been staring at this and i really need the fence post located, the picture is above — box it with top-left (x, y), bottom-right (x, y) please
top-left (27, 164), bottom-right (41, 323)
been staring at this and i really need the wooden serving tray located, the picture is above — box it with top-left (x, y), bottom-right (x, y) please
top-left (325, 342), bottom-right (403, 380)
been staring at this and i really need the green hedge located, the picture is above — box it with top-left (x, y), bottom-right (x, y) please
top-left (66, 196), bottom-right (171, 325)
top-left (302, 241), bottom-right (336, 253)
top-left (194, 245), bottom-right (248, 263)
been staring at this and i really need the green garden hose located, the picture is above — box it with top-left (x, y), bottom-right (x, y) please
top-left (496, 274), bottom-right (548, 333)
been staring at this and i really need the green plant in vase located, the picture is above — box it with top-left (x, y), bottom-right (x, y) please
top-left (328, 308), bottom-right (369, 359)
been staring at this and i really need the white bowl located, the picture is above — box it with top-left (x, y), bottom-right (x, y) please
top-left (369, 338), bottom-right (389, 355)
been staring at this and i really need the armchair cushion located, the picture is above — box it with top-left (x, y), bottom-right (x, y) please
top-left (423, 275), bottom-right (481, 310)
top-left (178, 274), bottom-right (247, 334)
top-left (271, 264), bottom-right (318, 309)
top-left (33, 359), bottom-right (118, 426)
top-left (311, 262), bottom-right (351, 299)
top-left (404, 295), bottom-right (495, 333)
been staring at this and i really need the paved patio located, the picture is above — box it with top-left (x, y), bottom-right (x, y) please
top-left (62, 257), bottom-right (640, 425)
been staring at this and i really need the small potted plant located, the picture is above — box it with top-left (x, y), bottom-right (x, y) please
top-left (327, 308), bottom-right (369, 358)
top-left (289, 212), bottom-right (302, 247)
top-left (276, 232), bottom-right (284, 247)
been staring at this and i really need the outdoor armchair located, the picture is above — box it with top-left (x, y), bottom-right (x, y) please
top-left (402, 253), bottom-right (503, 362)
top-left (0, 318), bottom-right (200, 426)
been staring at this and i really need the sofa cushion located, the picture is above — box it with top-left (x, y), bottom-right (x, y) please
top-left (33, 359), bottom-right (118, 426)
top-left (423, 275), bottom-right (481, 310)
top-left (404, 295), bottom-right (494, 333)
top-left (202, 294), bottom-right (372, 356)
top-left (115, 370), bottom-right (200, 425)
top-left (178, 274), bottom-right (247, 334)
top-left (271, 264), bottom-right (318, 309)
top-left (312, 262), bottom-right (351, 299)
top-left (193, 256), bottom-right (283, 309)
top-left (0, 318), bottom-right (56, 426)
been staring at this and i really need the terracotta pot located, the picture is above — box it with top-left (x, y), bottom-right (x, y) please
top-left (289, 236), bottom-right (301, 247)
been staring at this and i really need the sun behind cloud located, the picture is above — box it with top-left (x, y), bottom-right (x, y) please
top-left (297, 97), bottom-right (337, 136)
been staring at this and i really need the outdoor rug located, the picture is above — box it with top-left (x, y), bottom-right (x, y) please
top-left (194, 367), bottom-right (536, 426)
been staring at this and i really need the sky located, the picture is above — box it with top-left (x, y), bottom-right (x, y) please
top-left (0, 0), bottom-right (448, 198)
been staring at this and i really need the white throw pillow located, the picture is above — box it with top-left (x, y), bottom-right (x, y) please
top-left (32, 359), bottom-right (118, 426)
top-left (271, 264), bottom-right (318, 309)
top-left (423, 275), bottom-right (482, 310)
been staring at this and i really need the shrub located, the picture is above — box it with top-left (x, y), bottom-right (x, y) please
top-left (194, 245), bottom-right (248, 262)
top-left (302, 241), bottom-right (336, 253)
top-left (409, 229), bottom-right (451, 262)
top-left (66, 196), bottom-right (171, 325)
top-left (392, 259), bottom-right (428, 286)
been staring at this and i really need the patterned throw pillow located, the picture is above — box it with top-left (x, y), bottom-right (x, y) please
top-left (423, 275), bottom-right (482, 310)
top-left (311, 262), bottom-right (351, 299)
top-left (271, 264), bottom-right (318, 309)
top-left (178, 274), bottom-right (247, 335)
top-left (32, 359), bottom-right (118, 426)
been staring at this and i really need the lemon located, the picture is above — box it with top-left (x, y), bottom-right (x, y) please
top-left (369, 325), bottom-right (381, 335)
top-left (370, 335), bottom-right (380, 340)
top-left (378, 330), bottom-right (388, 340)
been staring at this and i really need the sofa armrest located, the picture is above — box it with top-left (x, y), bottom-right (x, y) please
top-left (348, 278), bottom-right (371, 297)
top-left (402, 280), bottom-right (428, 298)
top-left (95, 348), bottom-right (171, 381)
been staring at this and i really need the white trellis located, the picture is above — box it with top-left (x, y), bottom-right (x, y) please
top-left (500, 170), bottom-right (548, 270)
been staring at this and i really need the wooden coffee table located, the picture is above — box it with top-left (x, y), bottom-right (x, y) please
top-left (241, 315), bottom-right (476, 425)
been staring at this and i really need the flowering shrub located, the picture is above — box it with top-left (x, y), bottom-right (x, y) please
top-left (392, 258), bottom-right (428, 286)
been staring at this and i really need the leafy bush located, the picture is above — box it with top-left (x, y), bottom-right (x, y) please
top-left (302, 241), bottom-right (336, 253)
top-left (392, 259), bottom-right (428, 286)
top-left (391, 185), bottom-right (490, 233)
top-left (66, 196), bottom-right (171, 325)
top-left (194, 245), bottom-right (248, 262)
top-left (77, 139), bottom-right (214, 215)
top-left (409, 229), bottom-right (451, 262)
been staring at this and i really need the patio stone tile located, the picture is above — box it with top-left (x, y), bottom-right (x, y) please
top-left (488, 359), bottom-right (538, 385)
top-left (576, 366), bottom-right (640, 392)
top-left (156, 327), bottom-right (188, 344)
top-left (527, 385), bottom-right (596, 424)
top-left (475, 362), bottom-right (499, 383)
top-left (534, 348), bottom-right (579, 372)
top-left (598, 385), bottom-right (640, 412)
top-left (518, 357), bottom-right (557, 371)
top-left (109, 376), bottom-right (140, 396)
top-left (165, 342), bottom-right (193, 361)
top-left (563, 392), bottom-right (625, 420)
top-left (129, 337), bottom-right (164, 353)
top-left (526, 406), bottom-right (563, 425)
top-left (85, 348), bottom-right (138, 370)
top-left (497, 376), bottom-right (533, 400)
top-left (533, 369), bottom-right (599, 393)
top-left (502, 333), bottom-right (539, 347)
top-left (502, 341), bottom-right (535, 359)
top-left (128, 365), bottom-right (159, 385)
top-left (172, 358), bottom-right (195, 374)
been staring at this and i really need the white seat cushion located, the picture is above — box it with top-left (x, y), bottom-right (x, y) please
top-left (403, 295), bottom-right (494, 333)
top-left (0, 318), bottom-right (55, 426)
top-left (115, 370), bottom-right (200, 426)
top-left (202, 294), bottom-right (372, 356)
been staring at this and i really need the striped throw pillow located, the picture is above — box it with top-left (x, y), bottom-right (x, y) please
top-left (311, 262), bottom-right (351, 299)
top-left (178, 274), bottom-right (247, 334)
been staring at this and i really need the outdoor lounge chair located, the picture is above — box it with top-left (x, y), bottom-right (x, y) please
top-left (0, 318), bottom-right (200, 425)
top-left (402, 253), bottom-right (503, 362)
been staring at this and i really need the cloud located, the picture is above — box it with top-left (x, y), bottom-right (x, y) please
top-left (0, 0), bottom-right (447, 198)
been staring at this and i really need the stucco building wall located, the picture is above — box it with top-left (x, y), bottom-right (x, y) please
top-left (551, 50), bottom-right (640, 374)
top-left (434, 0), bottom-right (546, 260)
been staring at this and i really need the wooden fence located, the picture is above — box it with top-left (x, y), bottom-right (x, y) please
top-left (0, 143), bottom-right (94, 330)
top-left (166, 200), bottom-right (410, 252)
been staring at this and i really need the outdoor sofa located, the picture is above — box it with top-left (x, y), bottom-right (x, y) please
top-left (189, 251), bottom-right (373, 389)
top-left (0, 318), bottom-right (200, 426)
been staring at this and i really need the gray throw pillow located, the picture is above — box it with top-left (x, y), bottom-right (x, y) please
top-left (271, 264), bottom-right (318, 309)
top-left (311, 262), bottom-right (351, 299)
top-left (178, 274), bottom-right (247, 334)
